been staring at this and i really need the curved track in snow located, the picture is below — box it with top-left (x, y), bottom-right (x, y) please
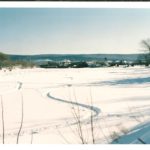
top-left (47, 92), bottom-right (101, 124)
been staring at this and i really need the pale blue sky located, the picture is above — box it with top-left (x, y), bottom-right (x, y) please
top-left (0, 8), bottom-right (150, 55)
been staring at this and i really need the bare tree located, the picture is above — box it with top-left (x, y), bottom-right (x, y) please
top-left (141, 39), bottom-right (150, 54)
top-left (141, 39), bottom-right (150, 66)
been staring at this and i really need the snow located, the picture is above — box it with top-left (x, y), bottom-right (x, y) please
top-left (0, 66), bottom-right (150, 144)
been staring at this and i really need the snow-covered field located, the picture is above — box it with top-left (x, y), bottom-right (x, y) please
top-left (0, 66), bottom-right (150, 144)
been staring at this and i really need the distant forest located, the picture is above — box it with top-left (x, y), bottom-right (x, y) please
top-left (0, 52), bottom-right (148, 69)
top-left (9, 53), bottom-right (143, 62)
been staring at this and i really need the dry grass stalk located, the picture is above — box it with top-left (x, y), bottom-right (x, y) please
top-left (16, 92), bottom-right (24, 144)
top-left (0, 95), bottom-right (5, 144)
top-left (89, 87), bottom-right (95, 144)
top-left (72, 88), bottom-right (86, 144)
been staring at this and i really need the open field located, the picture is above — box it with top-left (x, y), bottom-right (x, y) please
top-left (0, 66), bottom-right (150, 144)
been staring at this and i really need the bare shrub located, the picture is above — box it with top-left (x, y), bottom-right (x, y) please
top-left (110, 131), bottom-right (120, 143)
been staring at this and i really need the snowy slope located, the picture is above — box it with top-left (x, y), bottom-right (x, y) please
top-left (0, 66), bottom-right (150, 144)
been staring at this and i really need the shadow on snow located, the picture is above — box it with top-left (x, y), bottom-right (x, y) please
top-left (90, 77), bottom-right (150, 86)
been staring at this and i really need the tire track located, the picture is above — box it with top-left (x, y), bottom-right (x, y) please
top-left (47, 92), bottom-right (101, 124)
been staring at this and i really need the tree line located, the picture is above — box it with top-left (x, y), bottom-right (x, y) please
top-left (0, 38), bottom-right (150, 69)
top-left (0, 52), bottom-right (35, 70)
